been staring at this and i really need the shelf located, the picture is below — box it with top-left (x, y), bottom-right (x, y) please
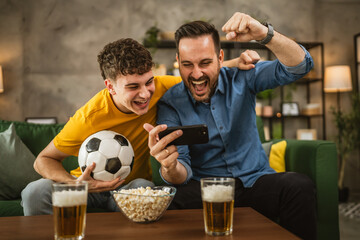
top-left (144, 40), bottom-right (267, 49)
top-left (145, 40), bottom-right (323, 51)
top-left (261, 114), bottom-right (323, 119)
top-left (145, 40), bottom-right (175, 48)
top-left (296, 77), bottom-right (323, 84)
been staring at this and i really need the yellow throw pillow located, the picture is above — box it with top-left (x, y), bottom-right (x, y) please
top-left (269, 140), bottom-right (287, 172)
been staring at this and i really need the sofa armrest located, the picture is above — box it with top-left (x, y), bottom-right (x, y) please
top-left (284, 139), bottom-right (339, 240)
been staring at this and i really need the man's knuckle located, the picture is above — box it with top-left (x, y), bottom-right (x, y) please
top-left (150, 149), bottom-right (156, 156)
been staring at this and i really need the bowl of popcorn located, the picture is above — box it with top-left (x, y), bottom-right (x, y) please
top-left (112, 186), bottom-right (176, 223)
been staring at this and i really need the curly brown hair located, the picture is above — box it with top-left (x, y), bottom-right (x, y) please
top-left (97, 38), bottom-right (154, 81)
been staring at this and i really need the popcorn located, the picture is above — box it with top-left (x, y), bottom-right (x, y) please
top-left (113, 186), bottom-right (174, 222)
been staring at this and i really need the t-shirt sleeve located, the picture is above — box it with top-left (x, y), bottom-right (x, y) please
top-left (158, 75), bottom-right (182, 90)
top-left (53, 114), bottom-right (91, 156)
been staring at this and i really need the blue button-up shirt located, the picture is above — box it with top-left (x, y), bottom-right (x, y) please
top-left (157, 47), bottom-right (313, 187)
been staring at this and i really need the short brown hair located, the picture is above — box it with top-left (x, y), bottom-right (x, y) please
top-left (175, 21), bottom-right (221, 56)
top-left (97, 38), bottom-right (154, 80)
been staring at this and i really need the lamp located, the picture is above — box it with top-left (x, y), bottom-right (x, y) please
top-left (324, 65), bottom-right (352, 111)
top-left (0, 66), bottom-right (3, 93)
top-left (324, 65), bottom-right (353, 191)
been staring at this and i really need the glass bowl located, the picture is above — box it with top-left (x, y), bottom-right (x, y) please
top-left (112, 186), bottom-right (176, 223)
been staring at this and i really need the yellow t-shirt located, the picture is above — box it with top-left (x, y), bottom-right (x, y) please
top-left (54, 75), bottom-right (181, 184)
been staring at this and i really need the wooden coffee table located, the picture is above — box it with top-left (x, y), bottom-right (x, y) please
top-left (0, 207), bottom-right (299, 240)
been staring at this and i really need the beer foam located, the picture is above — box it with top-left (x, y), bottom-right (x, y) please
top-left (53, 190), bottom-right (87, 207)
top-left (202, 185), bottom-right (233, 202)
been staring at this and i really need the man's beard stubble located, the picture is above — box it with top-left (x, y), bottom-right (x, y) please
top-left (179, 60), bottom-right (221, 103)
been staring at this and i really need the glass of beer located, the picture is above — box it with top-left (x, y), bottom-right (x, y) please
top-left (200, 177), bottom-right (235, 236)
top-left (52, 181), bottom-right (88, 240)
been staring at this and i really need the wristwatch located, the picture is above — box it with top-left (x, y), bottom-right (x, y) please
top-left (257, 22), bottom-right (274, 45)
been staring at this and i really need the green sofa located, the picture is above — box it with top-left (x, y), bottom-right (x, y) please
top-left (0, 118), bottom-right (339, 239)
top-left (0, 119), bottom-right (78, 217)
top-left (255, 118), bottom-right (339, 240)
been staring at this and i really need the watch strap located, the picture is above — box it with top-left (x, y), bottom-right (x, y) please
top-left (257, 22), bottom-right (274, 45)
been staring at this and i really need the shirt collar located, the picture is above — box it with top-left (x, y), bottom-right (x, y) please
top-left (217, 68), bottom-right (226, 94)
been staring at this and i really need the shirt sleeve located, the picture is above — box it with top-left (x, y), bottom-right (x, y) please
top-left (53, 116), bottom-right (86, 156)
top-left (156, 97), bottom-right (193, 184)
top-left (244, 44), bottom-right (314, 94)
top-left (158, 159), bottom-right (193, 185)
top-left (278, 45), bottom-right (313, 75)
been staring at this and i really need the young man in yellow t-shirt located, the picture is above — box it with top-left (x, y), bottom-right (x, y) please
top-left (21, 38), bottom-right (260, 216)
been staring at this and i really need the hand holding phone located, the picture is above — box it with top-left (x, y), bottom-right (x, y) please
top-left (158, 124), bottom-right (209, 146)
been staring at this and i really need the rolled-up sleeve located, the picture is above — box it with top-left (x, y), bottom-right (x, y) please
top-left (279, 45), bottom-right (314, 75)
top-left (159, 159), bottom-right (193, 185)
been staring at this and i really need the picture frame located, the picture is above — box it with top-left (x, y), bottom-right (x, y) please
top-left (281, 102), bottom-right (299, 116)
top-left (25, 117), bottom-right (58, 124)
top-left (297, 129), bottom-right (317, 140)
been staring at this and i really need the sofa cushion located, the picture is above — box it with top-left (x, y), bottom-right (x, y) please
top-left (268, 140), bottom-right (287, 172)
top-left (262, 140), bottom-right (287, 172)
top-left (0, 119), bottom-right (79, 173)
top-left (262, 141), bottom-right (273, 156)
top-left (0, 119), bottom-right (65, 156)
top-left (0, 124), bottom-right (41, 200)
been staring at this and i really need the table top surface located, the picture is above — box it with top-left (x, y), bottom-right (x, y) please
top-left (0, 207), bottom-right (299, 240)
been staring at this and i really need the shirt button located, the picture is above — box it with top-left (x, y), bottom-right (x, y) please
top-left (212, 106), bottom-right (215, 110)
top-left (220, 126), bottom-right (223, 130)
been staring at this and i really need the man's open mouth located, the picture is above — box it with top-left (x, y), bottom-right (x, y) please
top-left (192, 79), bottom-right (208, 95)
top-left (133, 99), bottom-right (149, 108)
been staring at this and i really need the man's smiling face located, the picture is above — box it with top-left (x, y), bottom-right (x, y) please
top-left (105, 70), bottom-right (155, 116)
top-left (177, 35), bottom-right (223, 102)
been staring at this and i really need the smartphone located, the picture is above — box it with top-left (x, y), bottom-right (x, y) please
top-left (158, 124), bottom-right (209, 146)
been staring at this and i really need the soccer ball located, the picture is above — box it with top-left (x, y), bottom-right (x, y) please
top-left (78, 130), bottom-right (134, 181)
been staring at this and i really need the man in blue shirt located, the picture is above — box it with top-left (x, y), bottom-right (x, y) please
top-left (144, 12), bottom-right (316, 239)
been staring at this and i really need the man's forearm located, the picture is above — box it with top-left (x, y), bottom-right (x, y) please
top-left (265, 31), bottom-right (305, 67)
top-left (34, 157), bottom-right (75, 182)
top-left (223, 58), bottom-right (239, 68)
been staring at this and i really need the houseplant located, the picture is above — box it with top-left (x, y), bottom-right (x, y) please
top-left (331, 92), bottom-right (360, 201)
top-left (143, 25), bottom-right (166, 76)
top-left (143, 25), bottom-right (161, 56)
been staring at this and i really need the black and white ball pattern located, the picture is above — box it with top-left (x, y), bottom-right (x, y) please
top-left (78, 130), bottom-right (134, 181)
